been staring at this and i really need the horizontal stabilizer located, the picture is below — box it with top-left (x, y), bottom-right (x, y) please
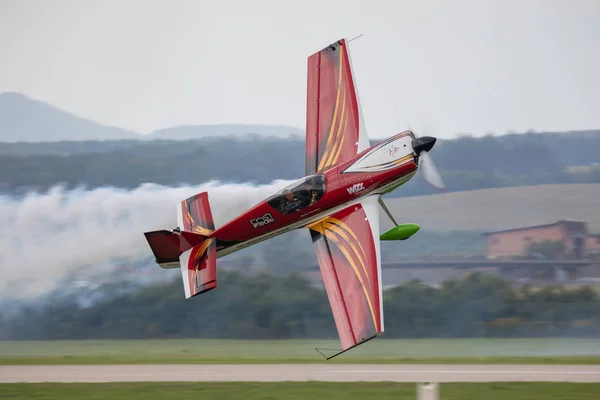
top-left (144, 230), bottom-right (207, 268)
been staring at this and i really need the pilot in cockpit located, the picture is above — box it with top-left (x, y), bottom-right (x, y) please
top-left (281, 189), bottom-right (302, 214)
top-left (305, 177), bottom-right (320, 205)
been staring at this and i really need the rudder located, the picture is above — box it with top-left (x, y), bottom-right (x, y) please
top-left (144, 229), bottom-right (208, 269)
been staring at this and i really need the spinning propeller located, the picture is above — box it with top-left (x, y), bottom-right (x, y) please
top-left (412, 134), bottom-right (445, 190)
top-left (401, 111), bottom-right (446, 191)
top-left (377, 110), bottom-right (445, 236)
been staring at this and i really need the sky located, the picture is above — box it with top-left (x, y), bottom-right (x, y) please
top-left (1, 0), bottom-right (599, 139)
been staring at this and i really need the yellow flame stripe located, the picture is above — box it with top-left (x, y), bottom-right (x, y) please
top-left (194, 239), bottom-right (213, 270)
top-left (312, 223), bottom-right (377, 330)
top-left (318, 44), bottom-right (344, 172)
top-left (305, 216), bottom-right (330, 230)
top-left (395, 154), bottom-right (414, 165)
top-left (183, 204), bottom-right (214, 235)
top-left (189, 238), bottom-right (215, 295)
top-left (323, 220), bottom-right (370, 285)
top-left (323, 84), bottom-right (347, 170)
top-left (326, 217), bottom-right (368, 260)
top-left (192, 225), bottom-right (213, 236)
top-left (329, 107), bottom-right (349, 168)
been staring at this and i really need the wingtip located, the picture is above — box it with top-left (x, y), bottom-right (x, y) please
top-left (348, 34), bottom-right (364, 43)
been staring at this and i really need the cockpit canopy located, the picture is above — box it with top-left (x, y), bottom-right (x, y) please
top-left (267, 174), bottom-right (326, 215)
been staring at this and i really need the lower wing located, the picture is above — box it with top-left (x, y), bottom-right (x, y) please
top-left (306, 195), bottom-right (383, 359)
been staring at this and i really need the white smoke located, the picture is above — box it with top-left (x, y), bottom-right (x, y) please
top-left (0, 179), bottom-right (295, 300)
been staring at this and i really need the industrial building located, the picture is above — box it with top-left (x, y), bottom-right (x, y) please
top-left (484, 220), bottom-right (599, 259)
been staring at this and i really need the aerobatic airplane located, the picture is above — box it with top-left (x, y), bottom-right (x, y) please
top-left (144, 37), bottom-right (444, 359)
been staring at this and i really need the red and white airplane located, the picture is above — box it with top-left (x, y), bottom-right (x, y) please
top-left (144, 37), bottom-right (444, 359)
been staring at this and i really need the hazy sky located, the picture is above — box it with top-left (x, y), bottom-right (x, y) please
top-left (1, 0), bottom-right (599, 139)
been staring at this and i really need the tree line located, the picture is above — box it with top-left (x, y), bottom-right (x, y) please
top-left (1, 130), bottom-right (599, 195)
top-left (2, 271), bottom-right (598, 340)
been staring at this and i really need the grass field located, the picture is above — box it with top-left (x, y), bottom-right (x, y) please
top-left (2, 338), bottom-right (600, 365)
top-left (1, 382), bottom-right (600, 399)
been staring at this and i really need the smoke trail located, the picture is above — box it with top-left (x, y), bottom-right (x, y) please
top-left (0, 179), bottom-right (295, 300)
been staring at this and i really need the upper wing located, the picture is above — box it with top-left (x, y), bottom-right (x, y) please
top-left (307, 195), bottom-right (383, 358)
top-left (305, 38), bottom-right (370, 176)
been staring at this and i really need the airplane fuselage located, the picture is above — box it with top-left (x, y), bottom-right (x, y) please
top-left (212, 130), bottom-right (419, 258)
top-left (143, 37), bottom-right (445, 357)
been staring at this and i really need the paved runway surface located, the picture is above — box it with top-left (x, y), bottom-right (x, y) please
top-left (2, 364), bottom-right (600, 383)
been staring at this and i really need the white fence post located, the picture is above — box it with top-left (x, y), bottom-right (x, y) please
top-left (417, 382), bottom-right (439, 400)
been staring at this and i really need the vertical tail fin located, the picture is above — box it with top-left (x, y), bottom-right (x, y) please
top-left (177, 192), bottom-right (215, 235)
top-left (144, 191), bottom-right (218, 298)
top-left (177, 192), bottom-right (217, 298)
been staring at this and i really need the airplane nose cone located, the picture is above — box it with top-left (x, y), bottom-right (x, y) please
top-left (412, 136), bottom-right (437, 155)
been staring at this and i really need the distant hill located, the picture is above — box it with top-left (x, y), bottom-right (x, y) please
top-left (1, 132), bottom-right (600, 194)
top-left (0, 92), bottom-right (142, 142)
top-left (149, 124), bottom-right (304, 140)
top-left (0, 92), bottom-right (305, 142)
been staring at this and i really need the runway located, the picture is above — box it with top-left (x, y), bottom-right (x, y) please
top-left (2, 364), bottom-right (600, 383)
